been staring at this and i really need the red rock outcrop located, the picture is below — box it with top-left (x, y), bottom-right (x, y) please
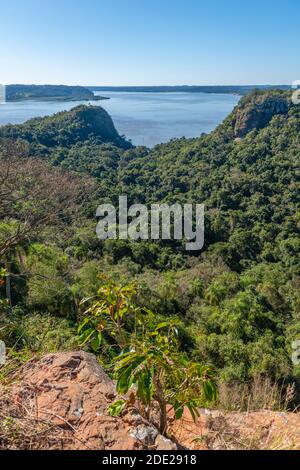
top-left (5, 352), bottom-right (176, 450)
top-left (2, 351), bottom-right (300, 450)
top-left (233, 92), bottom-right (289, 138)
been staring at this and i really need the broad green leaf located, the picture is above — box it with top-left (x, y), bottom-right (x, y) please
top-left (91, 333), bottom-right (102, 352)
top-left (137, 367), bottom-right (154, 404)
top-left (155, 322), bottom-right (169, 331)
top-left (174, 406), bottom-right (184, 420)
top-left (77, 318), bottom-right (91, 334)
top-left (78, 328), bottom-right (95, 346)
top-left (108, 400), bottom-right (126, 417)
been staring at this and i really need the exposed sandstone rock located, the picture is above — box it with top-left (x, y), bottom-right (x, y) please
top-left (233, 92), bottom-right (289, 138)
top-left (3, 351), bottom-right (300, 450)
top-left (7, 352), bottom-right (176, 450)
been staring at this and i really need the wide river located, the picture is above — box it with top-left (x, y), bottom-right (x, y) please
top-left (0, 91), bottom-right (239, 147)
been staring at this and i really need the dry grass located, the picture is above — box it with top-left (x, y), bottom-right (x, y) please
top-left (0, 384), bottom-right (75, 450)
top-left (216, 376), bottom-right (296, 412)
top-left (202, 415), bottom-right (265, 450)
top-left (207, 412), bottom-right (300, 450)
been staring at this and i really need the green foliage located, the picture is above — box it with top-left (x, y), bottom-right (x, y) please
top-left (0, 105), bottom-right (131, 151)
top-left (78, 280), bottom-right (216, 434)
top-left (107, 399), bottom-right (127, 417)
top-left (25, 244), bottom-right (74, 316)
top-left (0, 90), bottom-right (299, 409)
top-left (0, 312), bottom-right (77, 353)
top-left (78, 279), bottom-right (138, 351)
top-left (0, 268), bottom-right (8, 313)
top-left (6, 84), bottom-right (101, 102)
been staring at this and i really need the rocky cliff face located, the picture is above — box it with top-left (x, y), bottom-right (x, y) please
top-left (233, 91), bottom-right (290, 138)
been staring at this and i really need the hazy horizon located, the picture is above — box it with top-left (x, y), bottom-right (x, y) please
top-left (4, 83), bottom-right (291, 87)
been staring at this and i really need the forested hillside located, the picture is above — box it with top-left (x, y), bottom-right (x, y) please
top-left (89, 85), bottom-right (290, 95)
top-left (6, 84), bottom-right (105, 102)
top-left (0, 89), bottom-right (299, 409)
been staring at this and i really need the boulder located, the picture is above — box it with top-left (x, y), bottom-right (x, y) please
top-left (5, 352), bottom-right (176, 450)
top-left (3, 351), bottom-right (300, 450)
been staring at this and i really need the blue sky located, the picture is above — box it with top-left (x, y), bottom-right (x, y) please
top-left (1, 0), bottom-right (299, 85)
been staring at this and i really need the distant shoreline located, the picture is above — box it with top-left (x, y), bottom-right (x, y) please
top-left (89, 85), bottom-right (290, 96)
top-left (5, 84), bottom-right (110, 103)
top-left (8, 96), bottom-right (110, 103)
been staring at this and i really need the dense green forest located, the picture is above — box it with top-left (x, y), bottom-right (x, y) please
top-left (90, 85), bottom-right (290, 95)
top-left (0, 89), bottom-right (299, 409)
top-left (6, 85), bottom-right (106, 102)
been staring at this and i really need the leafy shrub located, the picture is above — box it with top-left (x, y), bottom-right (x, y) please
top-left (78, 279), bottom-right (217, 434)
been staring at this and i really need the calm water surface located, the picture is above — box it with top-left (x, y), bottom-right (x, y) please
top-left (0, 91), bottom-right (239, 147)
